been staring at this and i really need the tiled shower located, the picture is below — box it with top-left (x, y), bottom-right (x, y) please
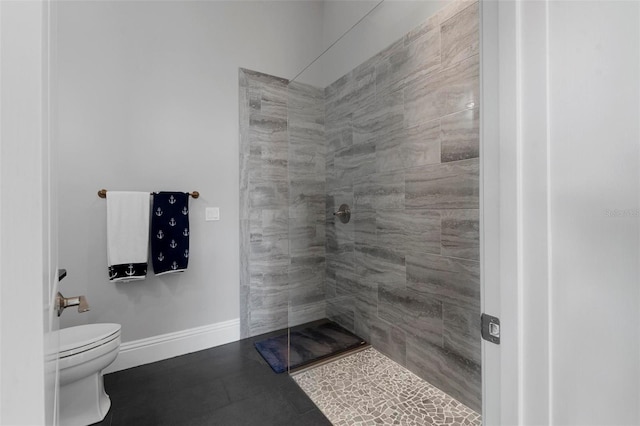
top-left (240, 0), bottom-right (480, 412)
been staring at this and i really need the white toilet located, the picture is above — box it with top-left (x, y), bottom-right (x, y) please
top-left (58, 323), bottom-right (121, 426)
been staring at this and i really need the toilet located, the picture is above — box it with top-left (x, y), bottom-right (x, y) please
top-left (58, 323), bottom-right (121, 426)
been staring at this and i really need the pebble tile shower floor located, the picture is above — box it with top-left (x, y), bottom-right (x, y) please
top-left (294, 348), bottom-right (482, 426)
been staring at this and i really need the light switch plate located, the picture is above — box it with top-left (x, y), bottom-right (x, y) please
top-left (205, 207), bottom-right (220, 221)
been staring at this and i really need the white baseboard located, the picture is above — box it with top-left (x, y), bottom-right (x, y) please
top-left (104, 318), bottom-right (240, 374)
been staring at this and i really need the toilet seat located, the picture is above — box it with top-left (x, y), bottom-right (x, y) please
top-left (59, 323), bottom-right (121, 359)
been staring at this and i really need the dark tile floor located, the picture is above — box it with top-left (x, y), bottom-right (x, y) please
top-left (93, 330), bottom-right (332, 426)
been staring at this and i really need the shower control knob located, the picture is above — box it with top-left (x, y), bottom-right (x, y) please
top-left (333, 204), bottom-right (351, 224)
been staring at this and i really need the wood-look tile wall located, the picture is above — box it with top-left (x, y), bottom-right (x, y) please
top-left (240, 69), bottom-right (290, 338)
top-left (240, 70), bottom-right (327, 338)
top-left (324, 0), bottom-right (481, 411)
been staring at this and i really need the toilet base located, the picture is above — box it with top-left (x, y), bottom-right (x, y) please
top-left (59, 371), bottom-right (111, 426)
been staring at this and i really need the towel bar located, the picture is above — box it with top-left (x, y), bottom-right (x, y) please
top-left (98, 189), bottom-right (199, 199)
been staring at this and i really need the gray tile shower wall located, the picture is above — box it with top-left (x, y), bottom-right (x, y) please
top-left (324, 0), bottom-right (481, 411)
top-left (240, 69), bottom-right (291, 338)
top-left (239, 70), bottom-right (327, 338)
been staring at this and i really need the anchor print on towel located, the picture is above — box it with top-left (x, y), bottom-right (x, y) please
top-left (126, 264), bottom-right (135, 276)
top-left (109, 267), bottom-right (118, 279)
top-left (151, 192), bottom-right (189, 275)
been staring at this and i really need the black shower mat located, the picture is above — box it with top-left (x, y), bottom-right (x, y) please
top-left (254, 320), bottom-right (367, 373)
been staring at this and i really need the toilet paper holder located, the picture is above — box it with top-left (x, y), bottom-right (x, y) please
top-left (56, 292), bottom-right (90, 317)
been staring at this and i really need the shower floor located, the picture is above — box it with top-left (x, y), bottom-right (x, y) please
top-left (293, 347), bottom-right (482, 426)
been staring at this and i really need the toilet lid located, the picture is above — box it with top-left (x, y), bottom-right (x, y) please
top-left (59, 323), bottom-right (121, 358)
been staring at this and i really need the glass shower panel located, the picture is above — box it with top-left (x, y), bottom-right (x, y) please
top-left (286, 0), bottom-right (455, 370)
top-left (285, 2), bottom-right (387, 374)
top-left (285, 1), bottom-right (483, 416)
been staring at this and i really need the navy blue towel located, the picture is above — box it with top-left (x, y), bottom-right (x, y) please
top-left (151, 192), bottom-right (190, 275)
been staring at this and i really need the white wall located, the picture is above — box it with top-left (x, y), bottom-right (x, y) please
top-left (299, 0), bottom-right (449, 86)
top-left (548, 1), bottom-right (639, 424)
top-left (55, 1), bottom-right (325, 342)
top-left (0, 1), bottom-right (57, 424)
top-left (321, 0), bottom-right (380, 49)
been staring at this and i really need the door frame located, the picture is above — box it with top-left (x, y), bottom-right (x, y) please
top-left (0, 0), bottom-right (59, 424)
top-left (481, 1), bottom-right (553, 424)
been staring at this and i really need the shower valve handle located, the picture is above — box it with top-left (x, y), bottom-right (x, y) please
top-left (333, 204), bottom-right (351, 223)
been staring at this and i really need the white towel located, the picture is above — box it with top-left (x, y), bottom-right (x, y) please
top-left (106, 191), bottom-right (150, 282)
